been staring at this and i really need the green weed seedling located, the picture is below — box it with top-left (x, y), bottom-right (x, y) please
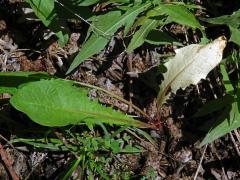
top-left (11, 124), bottom-right (144, 179)
top-left (0, 69), bottom-right (155, 178)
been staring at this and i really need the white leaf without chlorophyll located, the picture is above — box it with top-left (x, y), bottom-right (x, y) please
top-left (157, 36), bottom-right (227, 107)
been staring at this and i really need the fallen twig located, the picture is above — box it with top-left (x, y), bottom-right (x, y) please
top-left (194, 145), bottom-right (207, 180)
top-left (229, 132), bottom-right (240, 157)
top-left (0, 143), bottom-right (19, 180)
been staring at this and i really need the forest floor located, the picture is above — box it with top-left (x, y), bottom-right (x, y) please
top-left (0, 0), bottom-right (240, 179)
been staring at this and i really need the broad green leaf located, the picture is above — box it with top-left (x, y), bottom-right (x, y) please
top-left (26, 0), bottom-right (69, 46)
top-left (220, 64), bottom-right (234, 93)
top-left (152, 3), bottom-right (203, 30)
top-left (0, 71), bottom-right (50, 87)
top-left (145, 30), bottom-right (182, 46)
top-left (200, 101), bottom-right (240, 146)
top-left (10, 79), bottom-right (151, 128)
top-left (108, 0), bottom-right (130, 3)
top-left (229, 26), bottom-right (240, 45)
top-left (170, 2), bottom-right (205, 10)
top-left (194, 95), bottom-right (234, 117)
top-left (66, 3), bottom-right (150, 74)
top-left (0, 71), bottom-right (50, 94)
top-left (201, 9), bottom-right (240, 28)
top-left (123, 3), bottom-right (151, 35)
top-left (71, 0), bottom-right (102, 6)
top-left (126, 19), bottom-right (158, 53)
top-left (197, 64), bottom-right (239, 146)
top-left (66, 11), bottom-right (121, 74)
top-left (201, 9), bottom-right (240, 45)
top-left (0, 87), bottom-right (17, 95)
top-left (25, 0), bottom-right (55, 26)
top-left (157, 36), bottom-right (227, 106)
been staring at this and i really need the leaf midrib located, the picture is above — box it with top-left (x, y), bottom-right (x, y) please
top-left (127, 19), bottom-right (157, 52)
top-left (81, 3), bottom-right (151, 55)
top-left (18, 101), bottom-right (133, 122)
top-left (158, 45), bottom-right (203, 105)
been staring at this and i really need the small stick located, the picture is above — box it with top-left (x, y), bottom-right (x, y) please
top-left (54, 131), bottom-right (80, 159)
top-left (234, 129), bottom-right (240, 142)
top-left (0, 143), bottom-right (19, 180)
top-left (194, 145), bottom-right (207, 180)
top-left (0, 134), bottom-right (15, 150)
top-left (127, 53), bottom-right (134, 113)
top-left (221, 166), bottom-right (229, 180)
top-left (229, 132), bottom-right (240, 157)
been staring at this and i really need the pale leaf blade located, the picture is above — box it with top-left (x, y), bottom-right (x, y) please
top-left (157, 36), bottom-right (227, 107)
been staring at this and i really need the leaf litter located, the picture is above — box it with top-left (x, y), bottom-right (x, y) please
top-left (0, 0), bottom-right (240, 179)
